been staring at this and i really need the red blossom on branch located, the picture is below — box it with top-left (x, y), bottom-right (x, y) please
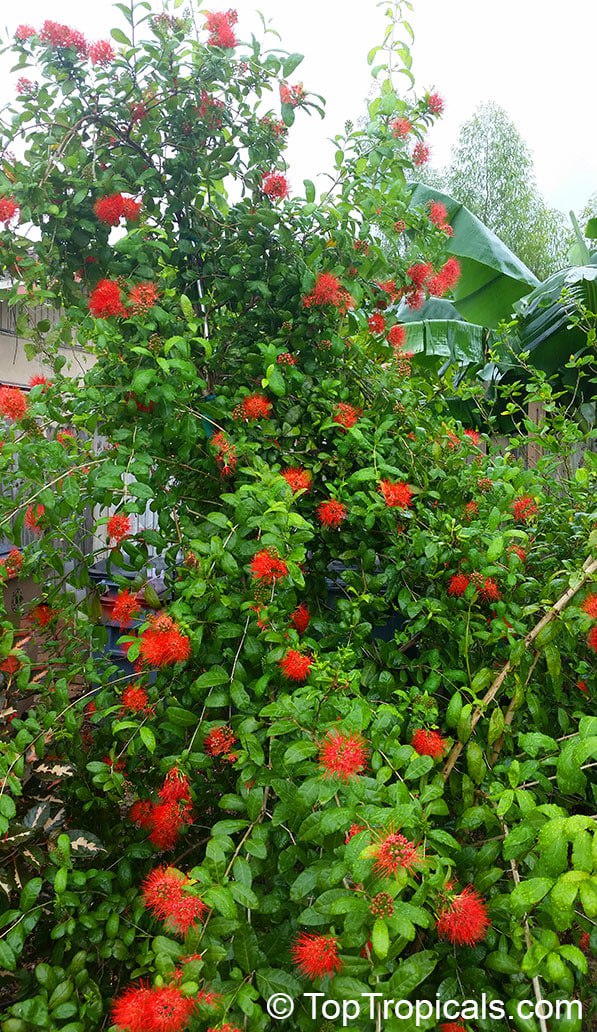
top-left (281, 467), bottom-right (312, 493)
top-left (112, 590), bottom-right (141, 627)
top-left (88, 279), bottom-right (126, 318)
top-left (379, 480), bottom-right (413, 509)
top-left (138, 615), bottom-right (191, 667)
top-left (262, 172), bottom-right (289, 200)
top-left (291, 602), bottom-right (310, 634)
top-left (317, 499), bottom-right (347, 528)
top-left (107, 513), bottom-right (132, 543)
top-left (436, 886), bottom-right (490, 946)
top-left (279, 649), bottom-right (313, 682)
top-left (250, 548), bottom-right (288, 584)
top-left (205, 9), bottom-right (238, 48)
top-left (291, 932), bottom-right (342, 980)
top-left (411, 729), bottom-right (448, 759)
top-left (0, 386), bottom-right (27, 420)
top-left (333, 402), bottom-right (361, 429)
top-left (372, 830), bottom-right (422, 876)
top-left (319, 731), bottom-right (368, 780)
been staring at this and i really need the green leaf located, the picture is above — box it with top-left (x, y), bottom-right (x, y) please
top-left (19, 878), bottom-right (43, 911)
top-left (140, 727), bottom-right (156, 753)
top-left (283, 52), bottom-right (304, 76)
top-left (0, 939), bottom-right (17, 972)
top-left (193, 668), bottom-right (229, 689)
top-left (304, 179), bottom-right (316, 204)
top-left (372, 917), bottom-right (389, 959)
top-left (388, 950), bottom-right (438, 996)
top-left (180, 295), bottom-right (194, 320)
top-left (110, 28), bottom-right (132, 45)
top-left (511, 877), bottom-right (554, 913)
top-left (284, 741), bottom-right (318, 764)
top-left (203, 885), bottom-right (237, 919)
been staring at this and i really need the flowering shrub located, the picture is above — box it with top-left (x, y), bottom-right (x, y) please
top-left (0, 2), bottom-right (595, 1031)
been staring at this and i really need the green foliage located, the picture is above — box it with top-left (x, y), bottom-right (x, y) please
top-left (0, 3), bottom-right (595, 1031)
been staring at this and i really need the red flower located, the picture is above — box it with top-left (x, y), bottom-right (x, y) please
top-left (436, 886), bottom-right (490, 946)
top-left (112, 590), bottom-right (141, 627)
top-left (317, 499), bottom-right (347, 529)
top-left (207, 1025), bottom-right (241, 1032)
top-left (25, 504), bottom-right (44, 534)
top-left (579, 932), bottom-right (591, 953)
top-left (211, 432), bottom-right (237, 476)
top-left (279, 649), bottom-right (313, 682)
top-left (282, 467), bottom-right (312, 493)
top-left (448, 573), bottom-right (469, 597)
top-left (407, 262), bottom-right (433, 289)
top-left (291, 603), bottom-right (310, 634)
top-left (205, 9), bottom-right (238, 48)
top-left (464, 501), bottom-right (478, 520)
top-left (0, 197), bottom-right (19, 225)
top-left (0, 386), bottom-right (28, 421)
top-left (1, 549), bottom-right (23, 579)
top-left (40, 20), bottom-right (87, 55)
top-left (121, 684), bottom-right (149, 712)
top-left (250, 548), bottom-right (288, 584)
top-left (333, 402), bottom-right (361, 429)
top-left (387, 324), bottom-right (406, 349)
top-left (262, 172), bottom-right (289, 200)
top-left (428, 257), bottom-right (462, 297)
top-left (277, 352), bottom-right (296, 365)
top-left (29, 375), bottom-right (52, 390)
top-left (463, 429), bottom-right (480, 446)
top-left (377, 279), bottom-right (401, 302)
top-left (107, 514), bottom-right (132, 543)
top-left (394, 219), bottom-right (406, 233)
top-left (30, 604), bottom-right (56, 628)
top-left (302, 272), bottom-right (354, 312)
top-left (88, 279), bottom-right (126, 318)
top-left (128, 283), bottom-right (160, 315)
top-left (512, 495), bottom-right (538, 523)
top-left (112, 982), bottom-right (197, 1032)
top-left (291, 932), bottom-right (342, 980)
top-left (280, 81), bottom-right (305, 107)
top-left (471, 574), bottom-right (501, 602)
top-left (582, 593), bottom-right (597, 619)
top-left (130, 800), bottom-right (154, 828)
top-left (142, 867), bottom-right (206, 935)
top-left (379, 480), bottom-right (413, 509)
top-left (148, 800), bottom-right (194, 850)
top-left (139, 615), bottom-right (191, 667)
top-left (427, 92), bottom-right (444, 115)
top-left (440, 1025), bottom-right (467, 1032)
top-left (372, 830), bottom-right (422, 876)
top-left (159, 768), bottom-right (191, 804)
top-left (88, 40), bottom-right (115, 65)
top-left (588, 626), bottom-right (597, 653)
top-left (204, 725), bottom-right (237, 756)
top-left (319, 731), bottom-right (368, 780)
top-left (412, 141), bottom-right (430, 165)
top-left (391, 117), bottom-right (412, 139)
top-left (368, 313), bottom-right (386, 334)
top-left (429, 201), bottom-right (449, 227)
top-left (509, 544), bottom-right (527, 563)
top-left (345, 823), bottom-right (366, 843)
top-left (94, 194), bottom-right (123, 226)
top-left (411, 729), bottom-right (447, 759)
top-left (15, 25), bottom-right (36, 40)
top-left (239, 393), bottom-right (272, 421)
top-left (17, 78), bottom-right (36, 95)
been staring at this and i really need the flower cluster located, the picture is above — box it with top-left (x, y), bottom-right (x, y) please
top-left (0, 386), bottom-right (27, 420)
top-left (411, 729), bottom-right (447, 759)
top-left (93, 193), bottom-right (142, 226)
top-left (279, 649), bottom-right (313, 682)
top-left (138, 614), bottom-right (191, 668)
top-left (142, 865), bottom-right (206, 935)
top-left (372, 830), bottom-right (422, 876)
top-left (291, 933), bottom-right (342, 980)
top-left (250, 548), bottom-right (288, 584)
top-left (112, 982), bottom-right (197, 1032)
top-left (280, 81), bottom-right (305, 107)
top-left (436, 886), bottom-right (490, 946)
top-left (319, 731), bottom-right (368, 780)
top-left (302, 272), bottom-right (355, 313)
top-left (0, 196), bottom-right (19, 225)
top-left (262, 172), bottom-right (289, 200)
top-left (428, 200), bottom-right (453, 235)
top-left (212, 432), bottom-right (237, 476)
top-left (317, 499), bottom-right (347, 528)
top-left (205, 9), bottom-right (238, 48)
top-left (204, 725), bottom-right (237, 758)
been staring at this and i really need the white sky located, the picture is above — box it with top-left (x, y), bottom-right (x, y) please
top-left (2, 0), bottom-right (596, 214)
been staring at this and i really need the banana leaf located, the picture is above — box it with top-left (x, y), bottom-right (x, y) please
top-left (399, 297), bottom-right (496, 371)
top-left (407, 183), bottom-right (539, 327)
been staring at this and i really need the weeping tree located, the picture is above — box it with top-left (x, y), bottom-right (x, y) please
top-left (0, 5), bottom-right (595, 1032)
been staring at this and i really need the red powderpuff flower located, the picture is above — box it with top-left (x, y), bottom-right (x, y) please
top-left (0, 386), bottom-right (28, 421)
top-left (29, 375), bottom-right (52, 390)
top-left (302, 272), bottom-right (354, 313)
top-left (440, 1025), bottom-right (467, 1032)
top-left (581, 593), bottom-right (597, 619)
top-left (291, 602), bottom-right (310, 634)
top-left (40, 20), bottom-right (87, 54)
top-left (319, 731), bottom-right (368, 781)
top-left (240, 393), bottom-right (272, 420)
top-left (204, 725), bottom-right (237, 756)
top-left (2, 549), bottom-right (23, 578)
top-left (138, 615), bottom-right (191, 668)
top-left (428, 257), bottom-right (462, 297)
top-left (411, 729), bottom-right (448, 759)
top-left (379, 480), bottom-right (413, 509)
top-left (472, 574), bottom-right (501, 602)
top-left (149, 800), bottom-right (194, 851)
top-left (30, 604), bottom-right (56, 628)
top-left (205, 9), bottom-right (238, 48)
top-left (412, 141), bottom-right (430, 165)
top-left (291, 932), bottom-right (342, 980)
top-left (88, 40), bottom-right (115, 65)
top-left (280, 81), bottom-right (306, 106)
top-left (377, 279), bottom-right (401, 302)
top-left (159, 768), bottom-right (191, 804)
top-left (317, 499), bottom-right (347, 529)
top-left (113, 982), bottom-right (196, 1032)
top-left (391, 117), bottom-right (412, 138)
top-left (588, 626), bottom-right (597, 653)
top-left (107, 513), bottom-right (132, 543)
top-left (112, 590), bottom-right (141, 627)
top-left (368, 313), bottom-right (386, 334)
top-left (25, 504), bottom-right (44, 534)
top-left (279, 649), bottom-right (313, 682)
top-left (429, 201), bottom-right (449, 227)
top-left (262, 172), bottom-right (289, 200)
top-left (15, 25), bottom-right (36, 40)
top-left (17, 78), bottom-right (36, 94)
top-left (464, 428), bottom-right (480, 446)
top-left (448, 573), bottom-right (470, 597)
top-left (372, 830), bottom-right (422, 877)
top-left (250, 548), bottom-right (288, 584)
top-left (282, 467), bottom-right (312, 493)
top-left (345, 823), bottom-right (366, 843)
top-left (130, 800), bottom-right (154, 828)
top-left (407, 262), bottom-right (433, 289)
top-left (211, 432), bottom-right (237, 476)
top-left (333, 402), bottom-right (361, 429)
top-left (0, 196), bottom-right (19, 225)
top-left (88, 279), bottom-right (126, 318)
top-left (121, 684), bottom-right (149, 712)
top-left (128, 282), bottom-right (160, 316)
top-left (94, 194), bottom-right (124, 226)
top-left (142, 867), bottom-right (206, 935)
top-left (427, 92), bottom-right (444, 115)
top-left (512, 495), bottom-right (538, 523)
top-left (464, 501), bottom-right (479, 520)
top-left (387, 324), bottom-right (406, 349)
top-left (436, 886), bottom-right (490, 946)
